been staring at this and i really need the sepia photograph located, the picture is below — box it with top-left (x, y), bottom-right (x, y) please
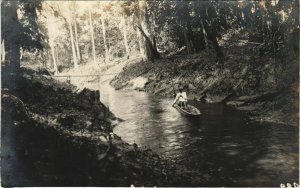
top-left (1, 0), bottom-right (299, 187)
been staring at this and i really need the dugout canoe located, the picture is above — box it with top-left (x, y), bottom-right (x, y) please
top-left (173, 104), bottom-right (201, 116)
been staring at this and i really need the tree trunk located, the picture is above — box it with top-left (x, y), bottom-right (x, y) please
top-left (7, 40), bottom-right (20, 74)
top-left (202, 19), bottom-right (224, 62)
top-left (101, 9), bottom-right (109, 65)
top-left (5, 1), bottom-right (20, 74)
top-left (137, 29), bottom-right (144, 57)
top-left (121, 16), bottom-right (129, 58)
top-left (89, 7), bottom-right (96, 64)
top-left (183, 25), bottom-right (192, 54)
top-left (55, 45), bottom-right (59, 73)
top-left (152, 37), bottom-right (157, 51)
top-left (187, 20), bottom-right (195, 52)
top-left (180, 0), bottom-right (194, 54)
top-left (1, 40), bottom-right (5, 63)
top-left (68, 2), bottom-right (78, 69)
top-left (55, 45), bottom-right (59, 66)
top-left (50, 42), bottom-right (58, 74)
top-left (138, 26), bottom-right (160, 62)
top-left (74, 17), bottom-right (81, 62)
top-left (137, 0), bottom-right (146, 58)
top-left (211, 36), bottom-right (223, 61)
top-left (195, 25), bottom-right (207, 52)
top-left (200, 19), bottom-right (208, 48)
top-left (144, 2), bottom-right (156, 53)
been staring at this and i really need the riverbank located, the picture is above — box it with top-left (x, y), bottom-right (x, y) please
top-left (1, 67), bottom-right (204, 186)
top-left (38, 52), bottom-right (298, 187)
top-left (110, 41), bottom-right (299, 126)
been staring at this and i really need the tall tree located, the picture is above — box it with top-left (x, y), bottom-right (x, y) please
top-left (100, 4), bottom-right (109, 64)
top-left (121, 15), bottom-right (129, 58)
top-left (74, 13), bottom-right (81, 63)
top-left (49, 40), bottom-right (58, 74)
top-left (67, 2), bottom-right (78, 68)
top-left (1, 0), bottom-right (44, 74)
top-left (137, 28), bottom-right (144, 57)
top-left (55, 44), bottom-right (59, 70)
top-left (135, 1), bottom-right (160, 61)
top-left (1, 40), bottom-right (5, 62)
top-left (88, 7), bottom-right (96, 64)
top-left (193, 1), bottom-right (224, 61)
top-left (177, 0), bottom-right (193, 54)
top-left (37, 0), bottom-right (298, 68)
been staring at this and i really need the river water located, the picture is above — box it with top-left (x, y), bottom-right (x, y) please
top-left (76, 77), bottom-right (299, 187)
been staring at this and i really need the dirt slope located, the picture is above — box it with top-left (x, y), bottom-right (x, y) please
top-left (110, 41), bottom-right (298, 126)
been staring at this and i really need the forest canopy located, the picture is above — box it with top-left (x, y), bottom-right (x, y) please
top-left (1, 0), bottom-right (299, 74)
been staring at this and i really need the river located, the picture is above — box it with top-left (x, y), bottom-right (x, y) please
top-left (72, 75), bottom-right (299, 187)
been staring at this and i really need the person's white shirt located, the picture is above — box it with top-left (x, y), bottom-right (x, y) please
top-left (173, 91), bottom-right (187, 104)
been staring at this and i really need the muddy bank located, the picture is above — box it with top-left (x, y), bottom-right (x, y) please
top-left (110, 44), bottom-right (299, 126)
top-left (1, 67), bottom-right (203, 186)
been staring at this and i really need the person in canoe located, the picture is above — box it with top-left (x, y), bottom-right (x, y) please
top-left (172, 86), bottom-right (188, 108)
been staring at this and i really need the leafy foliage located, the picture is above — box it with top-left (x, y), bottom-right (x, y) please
top-left (2, 0), bottom-right (299, 71)
top-left (2, 0), bottom-right (44, 52)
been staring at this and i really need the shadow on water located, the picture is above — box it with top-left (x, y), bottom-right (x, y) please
top-left (90, 78), bottom-right (298, 186)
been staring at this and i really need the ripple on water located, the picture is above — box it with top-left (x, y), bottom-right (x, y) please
top-left (99, 81), bottom-right (299, 187)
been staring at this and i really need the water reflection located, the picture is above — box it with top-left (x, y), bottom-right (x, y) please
top-left (85, 78), bottom-right (298, 186)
